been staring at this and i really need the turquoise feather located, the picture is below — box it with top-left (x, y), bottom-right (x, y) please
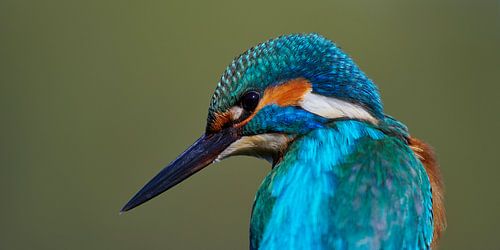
top-left (208, 33), bottom-right (383, 132)
top-left (250, 121), bottom-right (433, 250)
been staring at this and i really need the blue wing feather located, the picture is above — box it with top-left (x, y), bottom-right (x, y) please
top-left (250, 120), bottom-right (433, 250)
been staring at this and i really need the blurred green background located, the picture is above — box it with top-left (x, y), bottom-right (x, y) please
top-left (1, 0), bottom-right (499, 249)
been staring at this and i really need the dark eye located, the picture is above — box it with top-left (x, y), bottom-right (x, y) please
top-left (240, 91), bottom-right (260, 111)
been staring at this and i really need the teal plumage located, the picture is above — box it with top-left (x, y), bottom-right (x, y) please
top-left (121, 33), bottom-right (445, 250)
top-left (208, 33), bottom-right (383, 132)
top-left (250, 121), bottom-right (433, 249)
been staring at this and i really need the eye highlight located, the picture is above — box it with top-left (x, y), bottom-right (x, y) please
top-left (240, 91), bottom-right (260, 112)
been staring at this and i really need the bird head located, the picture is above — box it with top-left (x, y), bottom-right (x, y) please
top-left (121, 33), bottom-right (383, 212)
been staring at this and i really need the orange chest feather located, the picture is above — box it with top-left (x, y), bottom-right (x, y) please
top-left (409, 137), bottom-right (446, 247)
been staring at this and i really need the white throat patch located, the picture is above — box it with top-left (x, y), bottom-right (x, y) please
top-left (299, 92), bottom-right (377, 124)
top-left (215, 133), bottom-right (292, 164)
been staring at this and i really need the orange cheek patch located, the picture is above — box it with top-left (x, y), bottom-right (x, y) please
top-left (209, 78), bottom-right (312, 131)
top-left (236, 78), bottom-right (312, 127)
top-left (262, 78), bottom-right (313, 107)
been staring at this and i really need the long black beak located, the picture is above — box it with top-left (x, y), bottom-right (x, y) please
top-left (121, 127), bottom-right (240, 213)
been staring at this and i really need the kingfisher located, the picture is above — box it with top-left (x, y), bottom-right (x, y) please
top-left (121, 33), bottom-right (446, 249)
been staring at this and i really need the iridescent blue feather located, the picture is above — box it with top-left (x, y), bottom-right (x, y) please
top-left (250, 121), bottom-right (433, 250)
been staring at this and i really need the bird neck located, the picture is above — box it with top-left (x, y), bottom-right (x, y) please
top-left (250, 120), bottom-right (387, 249)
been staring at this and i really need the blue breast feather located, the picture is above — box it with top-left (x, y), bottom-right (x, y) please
top-left (250, 120), bottom-right (433, 250)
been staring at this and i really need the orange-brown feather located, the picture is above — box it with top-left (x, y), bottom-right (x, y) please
top-left (409, 137), bottom-right (446, 247)
top-left (210, 78), bottom-right (312, 132)
top-left (210, 111), bottom-right (232, 132)
top-left (235, 78), bottom-right (312, 128)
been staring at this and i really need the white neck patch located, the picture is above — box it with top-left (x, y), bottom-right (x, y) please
top-left (299, 92), bottom-right (377, 124)
top-left (215, 133), bottom-right (292, 164)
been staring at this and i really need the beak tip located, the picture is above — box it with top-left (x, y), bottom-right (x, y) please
top-left (119, 207), bottom-right (128, 214)
top-left (119, 130), bottom-right (240, 214)
top-left (120, 200), bottom-right (138, 214)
